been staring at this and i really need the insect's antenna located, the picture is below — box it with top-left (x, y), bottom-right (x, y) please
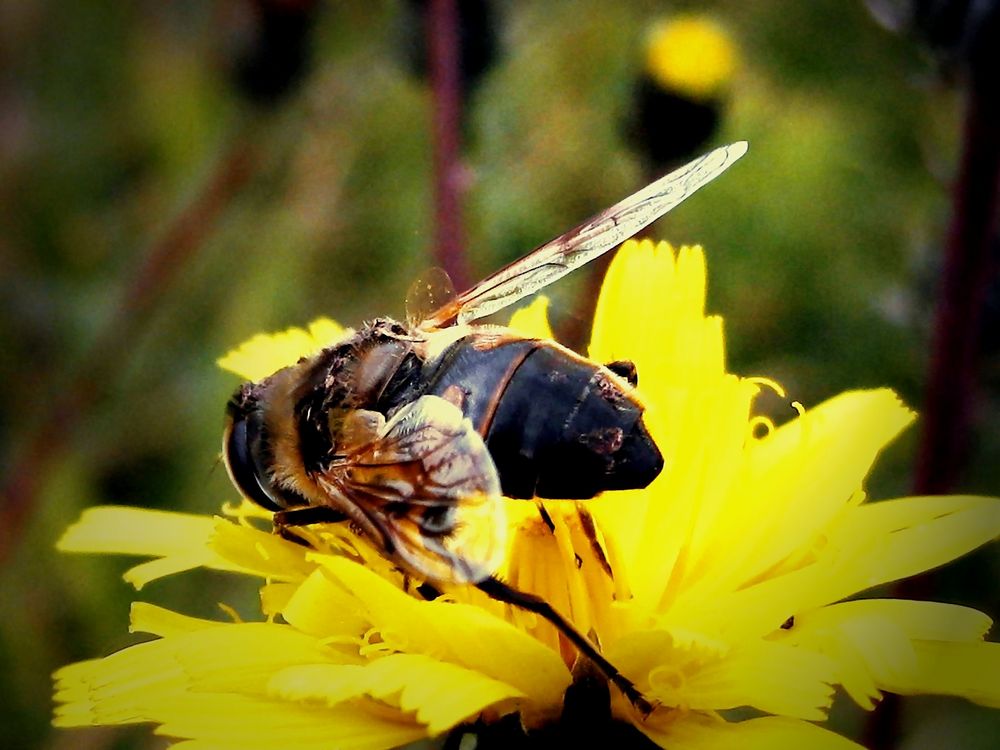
top-left (476, 576), bottom-right (654, 715)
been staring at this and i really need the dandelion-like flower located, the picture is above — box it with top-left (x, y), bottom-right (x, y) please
top-left (54, 240), bottom-right (1000, 749)
top-left (644, 16), bottom-right (736, 101)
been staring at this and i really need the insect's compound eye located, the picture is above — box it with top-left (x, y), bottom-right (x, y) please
top-left (223, 417), bottom-right (285, 512)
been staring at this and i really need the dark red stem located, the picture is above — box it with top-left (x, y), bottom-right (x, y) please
top-left (0, 135), bottom-right (258, 563)
top-left (863, 63), bottom-right (1000, 750)
top-left (428, 0), bottom-right (471, 291)
top-left (912, 80), bottom-right (1000, 496)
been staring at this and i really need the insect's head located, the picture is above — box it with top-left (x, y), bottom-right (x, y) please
top-left (222, 382), bottom-right (309, 512)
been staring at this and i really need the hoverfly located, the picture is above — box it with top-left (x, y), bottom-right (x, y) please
top-left (223, 142), bottom-right (747, 714)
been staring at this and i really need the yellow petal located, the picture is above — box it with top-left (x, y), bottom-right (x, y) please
top-left (506, 295), bottom-right (554, 339)
top-left (209, 517), bottom-right (317, 582)
top-left (270, 654), bottom-right (524, 734)
top-left (679, 640), bottom-right (837, 719)
top-left (259, 582), bottom-right (297, 618)
top-left (57, 507), bottom-right (318, 589)
top-left (650, 390), bottom-right (915, 641)
top-left (774, 599), bottom-right (994, 709)
top-left (317, 556), bottom-right (571, 706)
top-left (591, 241), bottom-right (722, 390)
top-left (279, 567), bottom-right (370, 640)
top-left (833, 494), bottom-right (1000, 593)
top-left (608, 630), bottom-right (835, 719)
top-left (641, 714), bottom-right (864, 750)
top-left (692, 389), bottom-right (914, 597)
top-left (57, 506), bottom-right (217, 557)
top-left (786, 599), bottom-right (992, 644)
top-left (268, 663), bottom-right (367, 707)
top-left (587, 239), bottom-right (747, 604)
top-left (129, 602), bottom-right (228, 637)
top-left (617, 374), bottom-right (756, 606)
top-left (672, 495), bottom-right (1000, 645)
top-left (57, 506), bottom-right (244, 588)
top-left (880, 640), bottom-right (1000, 708)
top-left (217, 318), bottom-right (347, 382)
top-left (53, 621), bottom-right (345, 721)
top-left (154, 695), bottom-right (424, 750)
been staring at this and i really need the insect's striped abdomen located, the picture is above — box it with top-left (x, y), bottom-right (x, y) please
top-left (421, 335), bottom-right (663, 499)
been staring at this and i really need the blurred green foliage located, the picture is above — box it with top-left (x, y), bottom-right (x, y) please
top-left (1, 1), bottom-right (997, 748)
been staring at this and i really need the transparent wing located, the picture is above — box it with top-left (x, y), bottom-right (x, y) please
top-left (419, 141), bottom-right (748, 329)
top-left (405, 267), bottom-right (456, 327)
top-left (317, 395), bottom-right (506, 584)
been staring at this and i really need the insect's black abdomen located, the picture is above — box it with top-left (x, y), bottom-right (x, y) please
top-left (422, 338), bottom-right (540, 436)
top-left (486, 344), bottom-right (662, 499)
top-left (422, 337), bottom-right (662, 500)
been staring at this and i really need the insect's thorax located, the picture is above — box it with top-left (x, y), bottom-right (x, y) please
top-left (285, 319), bottom-right (422, 461)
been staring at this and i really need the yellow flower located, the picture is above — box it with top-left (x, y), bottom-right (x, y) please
top-left (54, 239), bottom-right (1000, 749)
top-left (644, 16), bottom-right (737, 101)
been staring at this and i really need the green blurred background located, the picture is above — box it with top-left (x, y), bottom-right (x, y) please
top-left (1, 1), bottom-right (997, 748)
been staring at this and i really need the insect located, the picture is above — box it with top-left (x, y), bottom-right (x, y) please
top-left (222, 142), bottom-right (747, 714)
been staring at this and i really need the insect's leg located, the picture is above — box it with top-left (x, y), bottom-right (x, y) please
top-left (273, 506), bottom-right (349, 545)
top-left (416, 582), bottom-right (442, 600)
top-left (274, 505), bottom-right (349, 527)
top-left (476, 576), bottom-right (655, 716)
top-left (534, 500), bottom-right (556, 532)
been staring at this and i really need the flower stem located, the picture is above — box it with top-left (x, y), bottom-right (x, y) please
top-left (864, 57), bottom-right (1000, 750)
top-left (428, 0), bottom-right (471, 291)
top-left (913, 75), bottom-right (1000, 498)
top-left (0, 132), bottom-right (259, 564)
